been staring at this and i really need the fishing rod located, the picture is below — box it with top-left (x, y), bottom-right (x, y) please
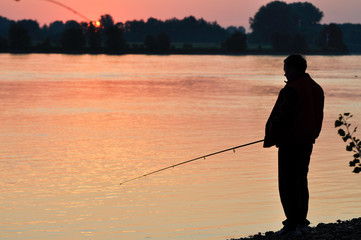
top-left (15, 0), bottom-right (92, 22)
top-left (120, 139), bottom-right (264, 185)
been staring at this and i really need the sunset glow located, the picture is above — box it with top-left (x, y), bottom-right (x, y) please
top-left (1, 0), bottom-right (361, 29)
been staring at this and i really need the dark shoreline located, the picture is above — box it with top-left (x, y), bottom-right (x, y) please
top-left (0, 48), bottom-right (353, 56)
top-left (231, 217), bottom-right (361, 240)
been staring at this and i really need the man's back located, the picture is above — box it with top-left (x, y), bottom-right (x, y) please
top-left (283, 73), bottom-right (324, 144)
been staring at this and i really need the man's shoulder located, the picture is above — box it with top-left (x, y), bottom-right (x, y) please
top-left (289, 74), bottom-right (323, 91)
top-left (306, 74), bottom-right (324, 96)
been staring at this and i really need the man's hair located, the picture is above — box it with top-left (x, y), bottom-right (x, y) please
top-left (284, 54), bottom-right (307, 73)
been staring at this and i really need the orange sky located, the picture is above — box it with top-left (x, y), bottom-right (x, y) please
top-left (1, 0), bottom-right (361, 30)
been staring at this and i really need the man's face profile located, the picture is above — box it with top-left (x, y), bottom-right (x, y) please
top-left (284, 63), bottom-right (293, 81)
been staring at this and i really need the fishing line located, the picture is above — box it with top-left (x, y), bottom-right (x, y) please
top-left (120, 139), bottom-right (264, 185)
top-left (15, 0), bottom-right (92, 22)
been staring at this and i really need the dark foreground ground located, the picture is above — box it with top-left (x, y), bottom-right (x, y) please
top-left (231, 218), bottom-right (361, 240)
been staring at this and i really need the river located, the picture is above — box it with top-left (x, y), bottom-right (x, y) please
top-left (0, 54), bottom-right (361, 239)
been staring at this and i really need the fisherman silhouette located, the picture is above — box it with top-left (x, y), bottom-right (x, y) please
top-left (264, 54), bottom-right (324, 236)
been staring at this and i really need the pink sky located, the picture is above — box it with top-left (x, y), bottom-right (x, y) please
top-left (1, 0), bottom-right (361, 30)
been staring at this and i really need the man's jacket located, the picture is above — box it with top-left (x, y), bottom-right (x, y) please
top-left (264, 73), bottom-right (324, 148)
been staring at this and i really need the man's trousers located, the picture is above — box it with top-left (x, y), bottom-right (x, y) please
top-left (278, 144), bottom-right (313, 228)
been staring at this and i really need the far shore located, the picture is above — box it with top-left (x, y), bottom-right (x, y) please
top-left (0, 48), bottom-right (354, 56)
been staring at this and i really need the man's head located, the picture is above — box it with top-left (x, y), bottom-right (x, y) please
top-left (283, 54), bottom-right (307, 81)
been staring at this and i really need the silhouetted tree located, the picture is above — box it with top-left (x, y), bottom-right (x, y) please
top-left (61, 21), bottom-right (85, 50)
top-left (318, 23), bottom-right (348, 51)
top-left (288, 2), bottom-right (323, 46)
top-left (124, 19), bottom-right (146, 42)
top-left (289, 2), bottom-right (323, 27)
top-left (144, 34), bottom-right (156, 50)
top-left (291, 32), bottom-right (309, 53)
top-left (124, 16), bottom-right (229, 43)
top-left (250, 1), bottom-right (323, 44)
top-left (250, 1), bottom-right (296, 43)
top-left (37, 37), bottom-right (52, 49)
top-left (156, 32), bottom-right (171, 51)
top-left (61, 28), bottom-right (85, 50)
top-left (105, 24), bottom-right (126, 51)
top-left (0, 36), bottom-right (8, 51)
top-left (46, 21), bottom-right (65, 46)
top-left (8, 22), bottom-right (31, 49)
top-left (100, 14), bottom-right (114, 31)
top-left (64, 20), bottom-right (82, 30)
top-left (0, 16), bottom-right (11, 38)
top-left (143, 33), bottom-right (171, 52)
top-left (146, 17), bottom-right (162, 36)
top-left (339, 24), bottom-right (361, 52)
top-left (87, 22), bottom-right (101, 50)
top-left (272, 31), bottom-right (309, 53)
top-left (271, 31), bottom-right (291, 52)
top-left (17, 19), bottom-right (41, 42)
top-left (225, 31), bottom-right (247, 52)
top-left (226, 26), bottom-right (246, 35)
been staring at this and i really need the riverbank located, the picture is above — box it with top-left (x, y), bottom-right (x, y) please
top-left (232, 218), bottom-right (361, 240)
top-left (0, 47), bottom-right (352, 56)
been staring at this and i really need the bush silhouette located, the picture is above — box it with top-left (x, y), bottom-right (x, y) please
top-left (335, 113), bottom-right (361, 173)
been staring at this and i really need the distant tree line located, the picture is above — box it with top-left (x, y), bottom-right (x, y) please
top-left (1, 1), bottom-right (361, 54)
top-left (0, 14), bottom-right (246, 53)
top-left (339, 24), bottom-right (361, 52)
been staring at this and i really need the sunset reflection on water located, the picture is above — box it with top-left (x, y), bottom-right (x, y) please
top-left (0, 54), bottom-right (361, 239)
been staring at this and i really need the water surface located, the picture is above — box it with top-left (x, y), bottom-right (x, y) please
top-left (0, 54), bottom-right (361, 239)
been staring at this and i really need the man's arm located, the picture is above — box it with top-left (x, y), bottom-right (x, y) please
top-left (272, 87), bottom-right (299, 129)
